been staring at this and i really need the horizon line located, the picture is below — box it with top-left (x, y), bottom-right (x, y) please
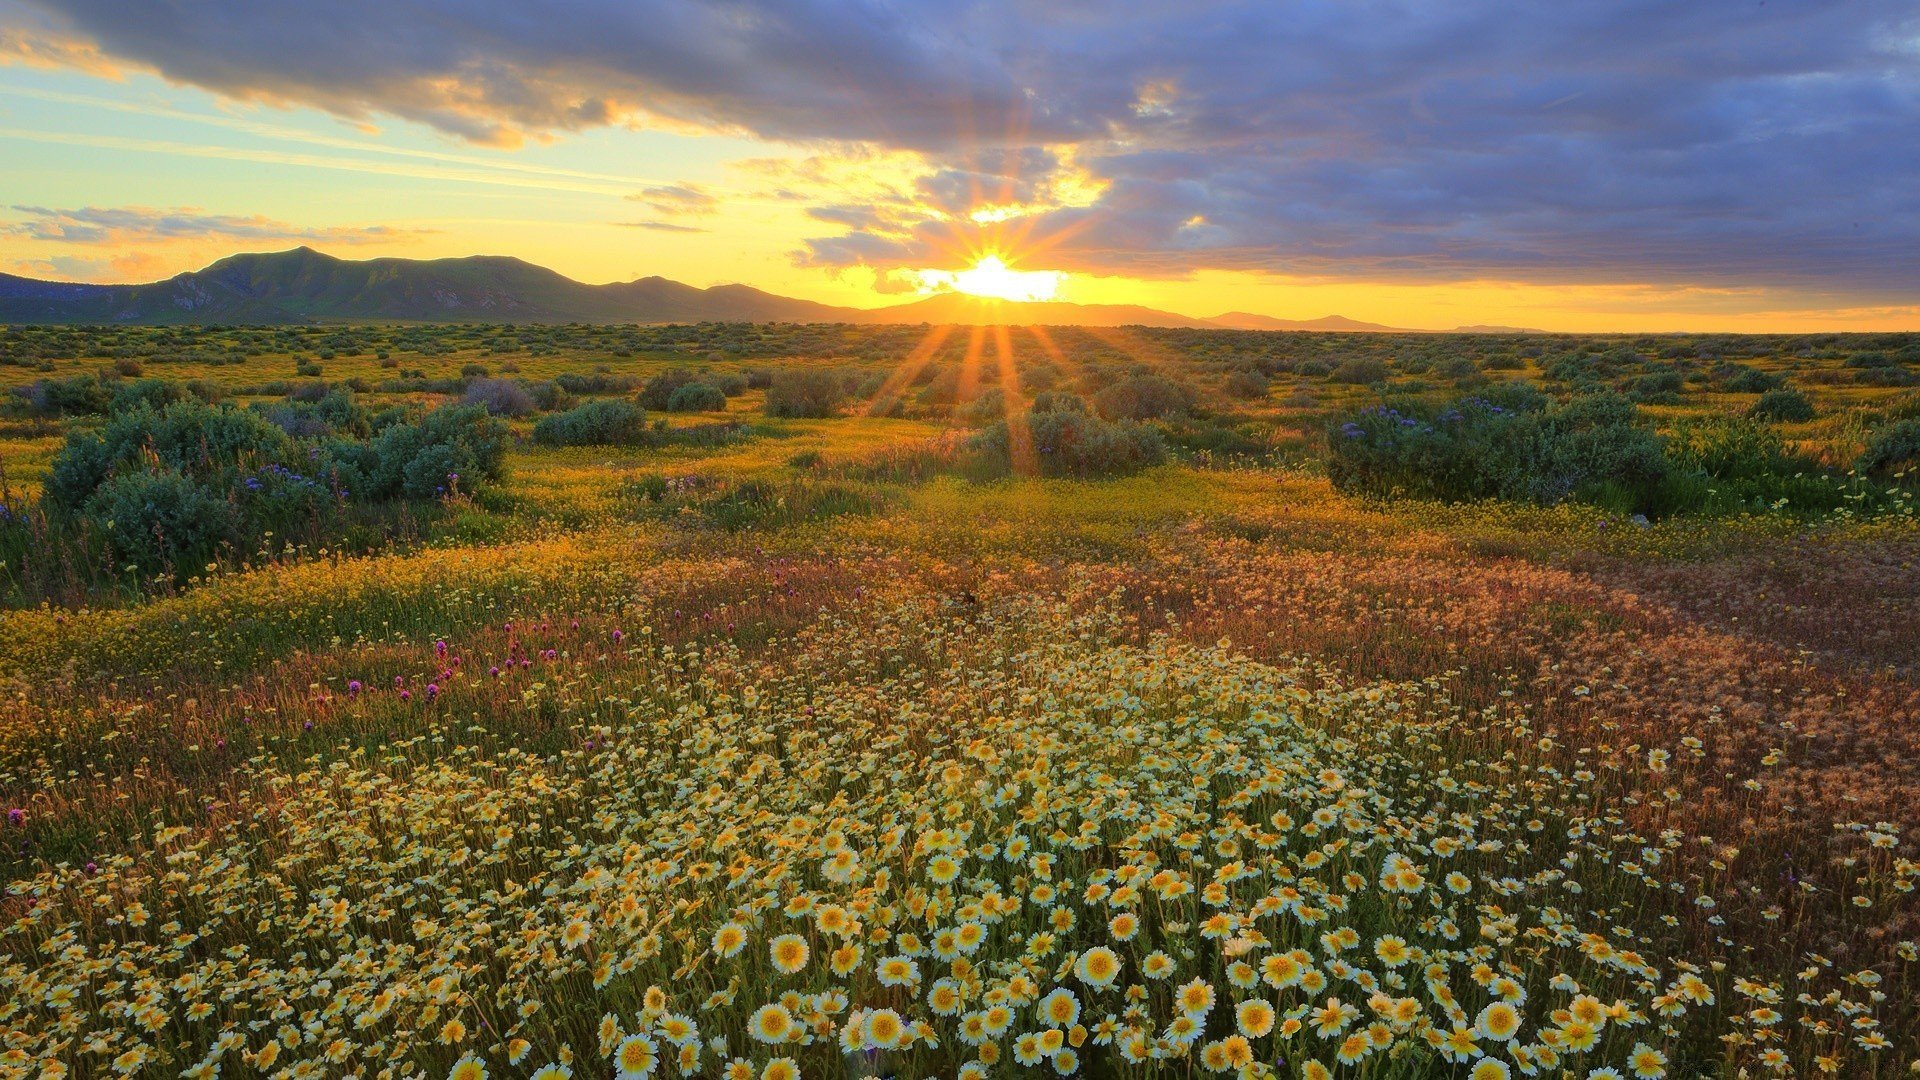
top-left (7, 245), bottom-right (1920, 336)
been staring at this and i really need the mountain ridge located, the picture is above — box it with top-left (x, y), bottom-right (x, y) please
top-left (0, 247), bottom-right (1537, 332)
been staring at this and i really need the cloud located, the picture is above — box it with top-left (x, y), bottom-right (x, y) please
top-left (614, 220), bottom-right (707, 233)
top-left (628, 183), bottom-right (719, 216)
top-left (0, 15), bottom-right (117, 75)
top-left (3, 204), bottom-right (430, 247)
top-left (8, 0), bottom-right (1920, 292)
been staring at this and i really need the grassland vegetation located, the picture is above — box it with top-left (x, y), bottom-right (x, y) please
top-left (0, 321), bottom-right (1916, 1078)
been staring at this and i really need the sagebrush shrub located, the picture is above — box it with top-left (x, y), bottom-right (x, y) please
top-left (1858, 418), bottom-right (1920, 476)
top-left (765, 369), bottom-right (847, 418)
top-left (665, 382), bottom-right (727, 413)
top-left (1748, 387), bottom-right (1816, 422)
top-left (532, 399), bottom-right (653, 446)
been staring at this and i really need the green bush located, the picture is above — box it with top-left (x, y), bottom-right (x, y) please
top-left (1718, 364), bottom-right (1784, 393)
top-left (1487, 382), bottom-right (1552, 413)
top-left (109, 378), bottom-right (186, 413)
top-left (84, 470), bottom-right (240, 573)
top-left (1854, 366), bottom-right (1918, 387)
top-left (1623, 370), bottom-right (1684, 403)
top-left (765, 369), bottom-right (847, 418)
top-left (1749, 387), bottom-right (1816, 422)
top-left (532, 399), bottom-right (653, 446)
top-left (1092, 374), bottom-right (1193, 421)
top-left (665, 382), bottom-right (727, 413)
top-left (40, 400), bottom-right (505, 578)
top-left (639, 368), bottom-right (702, 410)
top-left (1328, 357), bottom-right (1391, 385)
top-left (1858, 419), bottom-right (1920, 476)
top-left (13, 375), bottom-right (110, 417)
top-left (969, 409), bottom-right (1165, 478)
top-left (554, 372), bottom-right (641, 395)
top-left (956, 388), bottom-right (1009, 427)
top-left (462, 378), bottom-right (536, 417)
top-left (1327, 392), bottom-right (1667, 511)
top-left (360, 405), bottom-right (508, 499)
top-left (1030, 391), bottom-right (1087, 416)
top-left (45, 401), bottom-right (295, 510)
top-left (1222, 369), bottom-right (1270, 399)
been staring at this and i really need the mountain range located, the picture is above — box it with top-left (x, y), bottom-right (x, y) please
top-left (0, 247), bottom-right (1535, 332)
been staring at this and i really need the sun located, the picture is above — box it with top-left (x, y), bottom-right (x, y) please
top-left (915, 254), bottom-right (1064, 302)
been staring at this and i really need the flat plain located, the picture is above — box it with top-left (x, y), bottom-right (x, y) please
top-left (1, 322), bottom-right (1917, 1079)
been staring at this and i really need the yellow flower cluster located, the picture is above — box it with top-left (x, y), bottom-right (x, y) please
top-left (2, 588), bottom-right (1912, 1078)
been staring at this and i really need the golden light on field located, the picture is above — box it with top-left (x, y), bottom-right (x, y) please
top-left (914, 253), bottom-right (1065, 303)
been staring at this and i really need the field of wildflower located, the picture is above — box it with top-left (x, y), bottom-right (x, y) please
top-left (0, 323), bottom-right (1917, 1079)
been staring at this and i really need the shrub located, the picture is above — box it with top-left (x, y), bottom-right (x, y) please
top-left (639, 368), bottom-right (702, 410)
top-left (360, 405), bottom-right (509, 499)
top-left (256, 388), bottom-right (374, 439)
top-left (1749, 387), bottom-right (1816, 422)
top-left (1624, 370), bottom-right (1685, 403)
top-left (665, 382), bottom-right (727, 413)
top-left (1222, 369), bottom-right (1270, 399)
top-left (462, 378), bottom-right (536, 417)
top-left (1328, 392), bottom-right (1667, 511)
top-left (554, 372), bottom-right (641, 395)
top-left (1858, 419), bottom-right (1920, 476)
top-left (1030, 391), bottom-right (1088, 416)
top-left (914, 367), bottom-right (968, 408)
top-left (83, 470), bottom-right (240, 574)
top-left (14, 375), bottom-right (110, 417)
top-left (528, 380), bottom-right (575, 412)
top-left (532, 399), bottom-right (653, 446)
top-left (1527, 393), bottom-right (1670, 506)
top-left (1854, 365), bottom-right (1918, 387)
top-left (1092, 374), bottom-right (1193, 421)
top-left (45, 401), bottom-right (294, 510)
top-left (969, 409), bottom-right (1165, 478)
top-left (1476, 381), bottom-right (1551, 414)
top-left (109, 378), bottom-right (186, 413)
top-left (956, 388), bottom-right (1009, 427)
top-left (765, 369), bottom-right (847, 418)
top-left (1328, 357), bottom-right (1390, 385)
top-left (1719, 364), bottom-right (1784, 393)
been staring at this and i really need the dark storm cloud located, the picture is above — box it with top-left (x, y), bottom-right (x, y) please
top-left (10, 0), bottom-right (1920, 291)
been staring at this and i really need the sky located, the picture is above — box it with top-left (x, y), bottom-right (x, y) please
top-left (1, 0), bottom-right (1918, 332)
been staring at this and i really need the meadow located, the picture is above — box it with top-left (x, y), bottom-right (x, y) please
top-left (0, 321), bottom-right (1917, 1079)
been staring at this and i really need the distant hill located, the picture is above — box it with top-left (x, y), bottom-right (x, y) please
top-left (1209, 311), bottom-right (1404, 332)
top-left (0, 247), bottom-right (852, 326)
top-left (1211, 311), bottom-right (1543, 334)
top-left (0, 247), bottom-right (1534, 331)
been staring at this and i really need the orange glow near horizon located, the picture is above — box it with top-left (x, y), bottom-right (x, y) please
top-left (914, 254), bottom-right (1065, 303)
